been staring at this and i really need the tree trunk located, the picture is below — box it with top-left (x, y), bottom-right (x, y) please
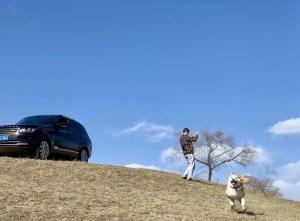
top-left (208, 168), bottom-right (213, 182)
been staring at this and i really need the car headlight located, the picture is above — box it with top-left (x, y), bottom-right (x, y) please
top-left (18, 128), bottom-right (38, 133)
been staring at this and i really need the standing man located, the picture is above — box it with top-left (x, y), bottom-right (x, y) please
top-left (180, 128), bottom-right (198, 181)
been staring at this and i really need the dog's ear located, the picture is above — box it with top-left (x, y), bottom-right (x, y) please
top-left (240, 176), bottom-right (252, 184)
top-left (231, 173), bottom-right (239, 178)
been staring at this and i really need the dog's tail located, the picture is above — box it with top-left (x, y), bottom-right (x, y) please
top-left (240, 176), bottom-right (252, 184)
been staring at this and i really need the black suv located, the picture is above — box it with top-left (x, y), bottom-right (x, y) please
top-left (0, 115), bottom-right (92, 162)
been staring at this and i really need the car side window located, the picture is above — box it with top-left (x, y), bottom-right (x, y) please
top-left (75, 121), bottom-right (88, 137)
top-left (69, 120), bottom-right (82, 135)
top-left (58, 116), bottom-right (69, 127)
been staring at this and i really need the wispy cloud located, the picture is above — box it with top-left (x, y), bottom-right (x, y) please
top-left (125, 163), bottom-right (161, 171)
top-left (160, 144), bottom-right (271, 170)
top-left (195, 144), bottom-right (271, 166)
top-left (251, 146), bottom-right (272, 165)
top-left (273, 160), bottom-right (300, 201)
top-left (276, 160), bottom-right (300, 183)
top-left (269, 117), bottom-right (300, 136)
top-left (116, 121), bottom-right (176, 143)
top-left (273, 180), bottom-right (300, 202)
top-left (8, 1), bottom-right (18, 16)
top-left (160, 147), bottom-right (187, 169)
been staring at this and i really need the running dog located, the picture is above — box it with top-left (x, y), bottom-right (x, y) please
top-left (226, 173), bottom-right (252, 211)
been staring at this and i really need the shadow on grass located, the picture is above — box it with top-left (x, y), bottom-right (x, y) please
top-left (237, 210), bottom-right (264, 216)
top-left (192, 179), bottom-right (215, 186)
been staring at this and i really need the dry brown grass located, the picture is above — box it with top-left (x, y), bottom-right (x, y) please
top-left (0, 157), bottom-right (299, 221)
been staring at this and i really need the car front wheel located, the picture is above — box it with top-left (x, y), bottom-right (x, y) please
top-left (36, 140), bottom-right (50, 160)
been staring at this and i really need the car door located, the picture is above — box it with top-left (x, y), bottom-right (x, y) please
top-left (53, 117), bottom-right (79, 157)
top-left (67, 120), bottom-right (82, 154)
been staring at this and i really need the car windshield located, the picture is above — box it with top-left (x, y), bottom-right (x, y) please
top-left (17, 116), bottom-right (57, 126)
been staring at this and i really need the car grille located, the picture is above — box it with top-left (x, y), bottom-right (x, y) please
top-left (0, 128), bottom-right (19, 134)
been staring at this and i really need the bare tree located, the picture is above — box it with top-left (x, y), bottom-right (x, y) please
top-left (173, 130), bottom-right (257, 181)
top-left (246, 166), bottom-right (282, 197)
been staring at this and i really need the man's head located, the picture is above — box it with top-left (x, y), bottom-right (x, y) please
top-left (183, 128), bottom-right (190, 135)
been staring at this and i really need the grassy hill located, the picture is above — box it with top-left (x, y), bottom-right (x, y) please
top-left (0, 157), bottom-right (299, 221)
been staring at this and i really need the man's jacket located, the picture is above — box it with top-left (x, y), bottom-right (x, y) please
top-left (180, 134), bottom-right (198, 155)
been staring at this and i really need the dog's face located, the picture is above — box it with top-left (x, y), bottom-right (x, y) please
top-left (228, 174), bottom-right (242, 188)
top-left (228, 174), bottom-right (252, 188)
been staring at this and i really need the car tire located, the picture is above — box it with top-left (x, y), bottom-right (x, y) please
top-left (35, 140), bottom-right (50, 160)
top-left (78, 149), bottom-right (89, 162)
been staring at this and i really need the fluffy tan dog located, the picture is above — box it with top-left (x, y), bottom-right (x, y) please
top-left (226, 173), bottom-right (252, 211)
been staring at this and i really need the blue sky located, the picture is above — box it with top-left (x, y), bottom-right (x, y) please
top-left (1, 1), bottom-right (300, 201)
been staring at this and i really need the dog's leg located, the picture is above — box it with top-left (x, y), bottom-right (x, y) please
top-left (240, 197), bottom-right (246, 212)
top-left (227, 197), bottom-right (235, 210)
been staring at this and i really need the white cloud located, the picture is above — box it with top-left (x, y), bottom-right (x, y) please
top-left (160, 144), bottom-right (272, 170)
top-left (273, 180), bottom-right (300, 202)
top-left (274, 160), bottom-right (300, 201)
top-left (252, 146), bottom-right (272, 165)
top-left (160, 147), bottom-right (183, 163)
top-left (234, 145), bottom-right (272, 165)
top-left (160, 147), bottom-right (186, 169)
top-left (117, 121), bottom-right (176, 143)
top-left (125, 163), bottom-right (161, 171)
top-left (277, 160), bottom-right (300, 183)
top-left (269, 117), bottom-right (300, 135)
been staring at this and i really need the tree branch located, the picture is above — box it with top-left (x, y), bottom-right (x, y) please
top-left (212, 150), bottom-right (243, 170)
top-left (194, 157), bottom-right (209, 166)
top-left (211, 147), bottom-right (233, 159)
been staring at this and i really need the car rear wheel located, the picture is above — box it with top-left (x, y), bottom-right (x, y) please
top-left (36, 140), bottom-right (50, 160)
top-left (79, 149), bottom-right (89, 162)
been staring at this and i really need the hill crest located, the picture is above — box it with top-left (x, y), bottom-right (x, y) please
top-left (0, 157), bottom-right (299, 221)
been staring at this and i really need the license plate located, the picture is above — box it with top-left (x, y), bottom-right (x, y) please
top-left (0, 135), bottom-right (8, 141)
